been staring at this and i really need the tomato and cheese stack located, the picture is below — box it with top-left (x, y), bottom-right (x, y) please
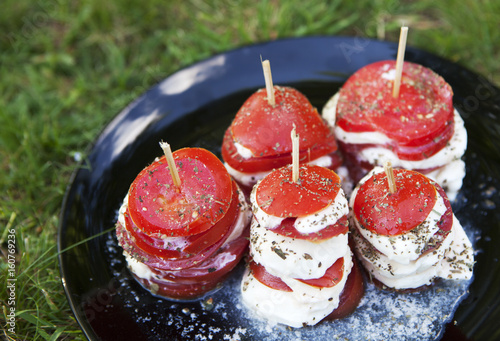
top-left (115, 147), bottom-right (252, 300)
top-left (349, 166), bottom-right (474, 291)
top-left (241, 164), bottom-right (363, 327)
top-left (322, 60), bottom-right (467, 200)
top-left (222, 86), bottom-right (342, 193)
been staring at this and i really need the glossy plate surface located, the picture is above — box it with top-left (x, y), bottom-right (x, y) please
top-left (58, 36), bottom-right (500, 341)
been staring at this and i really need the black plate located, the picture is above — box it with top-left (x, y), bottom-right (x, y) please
top-left (58, 36), bottom-right (500, 341)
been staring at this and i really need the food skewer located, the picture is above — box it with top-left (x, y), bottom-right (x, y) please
top-left (291, 125), bottom-right (299, 183)
top-left (261, 58), bottom-right (276, 106)
top-left (392, 26), bottom-right (408, 98)
top-left (383, 161), bottom-right (397, 194)
top-left (159, 141), bottom-right (181, 188)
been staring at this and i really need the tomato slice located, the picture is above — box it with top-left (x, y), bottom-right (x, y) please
top-left (128, 148), bottom-right (233, 237)
top-left (325, 257), bottom-right (364, 320)
top-left (132, 272), bottom-right (224, 300)
top-left (338, 127), bottom-right (454, 162)
top-left (256, 164), bottom-right (341, 218)
top-left (123, 181), bottom-right (240, 259)
top-left (336, 60), bottom-right (454, 158)
top-left (297, 256), bottom-right (345, 288)
top-left (338, 141), bottom-right (447, 183)
top-left (270, 216), bottom-right (348, 241)
top-left (142, 235), bottom-right (247, 300)
top-left (116, 193), bottom-right (242, 271)
top-left (353, 168), bottom-right (437, 236)
top-left (156, 234), bottom-right (249, 284)
top-left (249, 260), bottom-right (292, 292)
top-left (117, 220), bottom-right (229, 270)
top-left (420, 179), bottom-right (453, 255)
top-left (250, 255), bottom-right (346, 290)
top-left (222, 129), bottom-right (338, 173)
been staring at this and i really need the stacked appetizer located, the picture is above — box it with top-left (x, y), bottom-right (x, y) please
top-left (222, 85), bottom-right (342, 193)
top-left (241, 164), bottom-right (363, 327)
top-left (322, 60), bottom-right (467, 200)
top-left (115, 146), bottom-right (251, 300)
top-left (349, 165), bottom-right (474, 290)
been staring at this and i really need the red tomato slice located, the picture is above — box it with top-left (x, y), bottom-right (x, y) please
top-left (116, 198), bottom-right (242, 271)
top-left (297, 256), bottom-right (345, 288)
top-left (132, 272), bottom-right (223, 300)
top-left (128, 148), bottom-right (233, 237)
top-left (325, 257), bottom-right (364, 320)
top-left (156, 234), bottom-right (249, 284)
top-left (122, 181), bottom-right (240, 259)
top-left (249, 260), bottom-right (292, 292)
top-left (222, 129), bottom-right (339, 173)
top-left (123, 211), bottom-right (182, 259)
top-left (270, 216), bottom-right (348, 241)
top-left (336, 60), bottom-right (454, 159)
top-left (420, 179), bottom-right (454, 255)
top-left (256, 164), bottom-right (341, 218)
top-left (353, 168), bottom-right (437, 236)
top-left (221, 86), bottom-right (338, 173)
top-left (131, 236), bottom-right (249, 299)
top-left (145, 233), bottom-right (247, 299)
top-left (338, 141), bottom-right (447, 183)
top-left (117, 220), bottom-right (228, 271)
top-left (250, 255), bottom-right (346, 290)
top-left (434, 180), bottom-right (453, 234)
top-left (182, 181), bottom-right (239, 254)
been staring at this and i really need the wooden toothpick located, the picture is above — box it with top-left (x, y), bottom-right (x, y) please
top-left (159, 141), bottom-right (181, 188)
top-left (291, 125), bottom-right (299, 183)
top-left (384, 161), bottom-right (397, 194)
top-left (392, 26), bottom-right (408, 98)
top-left (261, 58), bottom-right (275, 106)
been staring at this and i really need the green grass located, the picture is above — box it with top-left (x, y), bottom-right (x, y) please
top-left (0, 0), bottom-right (498, 339)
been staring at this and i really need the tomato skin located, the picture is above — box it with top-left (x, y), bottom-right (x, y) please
top-left (298, 256), bottom-right (344, 288)
top-left (132, 274), bottom-right (223, 300)
top-left (270, 216), bottom-right (348, 241)
top-left (221, 86), bottom-right (338, 173)
top-left (128, 148), bottom-right (233, 237)
top-left (336, 60), bottom-right (454, 160)
top-left (255, 164), bottom-right (341, 218)
top-left (117, 218), bottom-right (231, 271)
top-left (249, 260), bottom-right (293, 292)
top-left (325, 257), bottom-right (364, 320)
top-left (131, 235), bottom-right (248, 300)
top-left (419, 179), bottom-right (453, 255)
top-left (156, 233), bottom-right (249, 284)
top-left (338, 141), bottom-right (444, 184)
top-left (250, 255), bottom-right (346, 289)
top-left (337, 126), bottom-right (454, 162)
top-left (353, 168), bottom-right (437, 236)
top-left (222, 129), bottom-right (339, 173)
